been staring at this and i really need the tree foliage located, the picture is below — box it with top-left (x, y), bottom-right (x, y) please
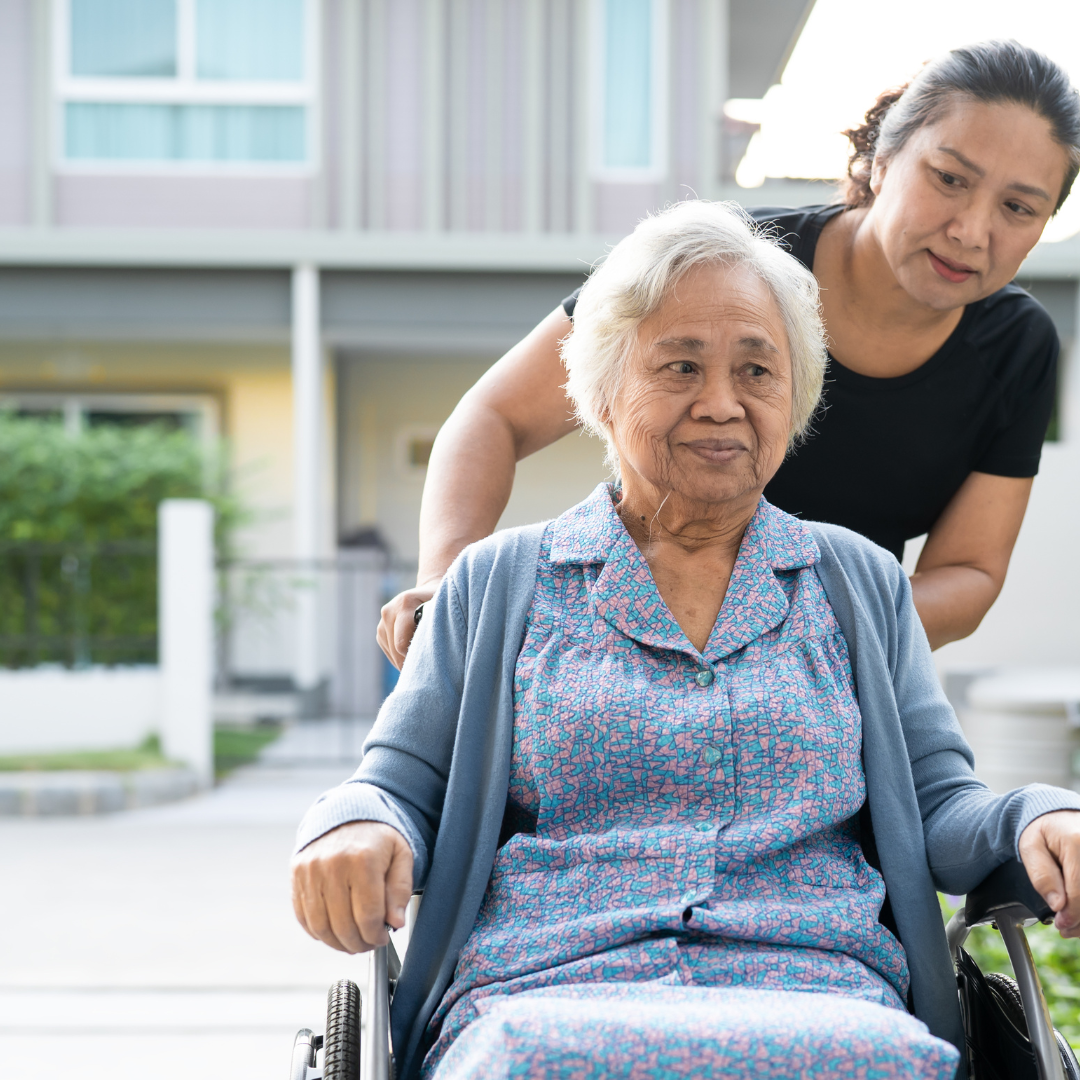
top-left (0, 414), bottom-right (244, 668)
top-left (0, 413), bottom-right (241, 544)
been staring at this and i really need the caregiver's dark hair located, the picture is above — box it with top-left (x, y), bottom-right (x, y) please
top-left (840, 40), bottom-right (1080, 212)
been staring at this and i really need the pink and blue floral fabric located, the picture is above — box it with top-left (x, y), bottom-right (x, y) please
top-left (423, 484), bottom-right (957, 1079)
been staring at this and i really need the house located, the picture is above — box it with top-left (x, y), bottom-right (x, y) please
top-left (0, 0), bottom-right (1077, 726)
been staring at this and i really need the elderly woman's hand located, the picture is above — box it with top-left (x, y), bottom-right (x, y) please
top-left (1019, 810), bottom-right (1080, 937)
top-left (291, 820), bottom-right (414, 953)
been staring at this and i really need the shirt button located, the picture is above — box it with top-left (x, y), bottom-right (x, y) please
top-left (694, 669), bottom-right (714, 687)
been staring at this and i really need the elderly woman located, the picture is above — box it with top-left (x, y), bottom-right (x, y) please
top-left (292, 202), bottom-right (1080, 1080)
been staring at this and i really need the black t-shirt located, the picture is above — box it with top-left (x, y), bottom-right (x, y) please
top-left (562, 204), bottom-right (1059, 560)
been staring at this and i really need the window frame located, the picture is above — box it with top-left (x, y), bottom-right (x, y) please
top-left (588, 0), bottom-right (668, 184)
top-left (53, 0), bottom-right (321, 175)
top-left (0, 390), bottom-right (222, 445)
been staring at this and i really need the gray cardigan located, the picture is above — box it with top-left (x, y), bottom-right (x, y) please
top-left (296, 520), bottom-right (1080, 1080)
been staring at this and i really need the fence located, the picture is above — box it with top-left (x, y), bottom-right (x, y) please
top-left (0, 532), bottom-right (407, 737)
top-left (0, 539), bottom-right (157, 669)
top-left (217, 549), bottom-right (411, 719)
top-left (0, 500), bottom-right (214, 772)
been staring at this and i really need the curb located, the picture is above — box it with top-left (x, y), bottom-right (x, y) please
top-left (0, 768), bottom-right (202, 816)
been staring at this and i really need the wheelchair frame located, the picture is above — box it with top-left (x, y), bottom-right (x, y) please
top-left (291, 864), bottom-right (1077, 1080)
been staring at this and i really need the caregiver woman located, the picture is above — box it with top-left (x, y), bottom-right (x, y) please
top-left (379, 39), bottom-right (1080, 666)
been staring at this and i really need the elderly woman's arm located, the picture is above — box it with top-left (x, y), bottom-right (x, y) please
top-left (291, 565), bottom-right (474, 951)
top-left (882, 548), bottom-right (1080, 930)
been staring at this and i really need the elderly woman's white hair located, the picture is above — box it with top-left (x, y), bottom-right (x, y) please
top-left (561, 200), bottom-right (827, 470)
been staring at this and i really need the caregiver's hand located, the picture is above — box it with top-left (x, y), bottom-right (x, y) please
top-left (1019, 810), bottom-right (1080, 938)
top-left (377, 583), bottom-right (436, 670)
top-left (291, 821), bottom-right (413, 953)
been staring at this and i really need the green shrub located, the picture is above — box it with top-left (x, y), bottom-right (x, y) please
top-left (0, 414), bottom-right (244, 668)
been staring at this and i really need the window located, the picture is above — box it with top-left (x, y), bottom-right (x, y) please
top-left (0, 392), bottom-right (220, 443)
top-left (56, 0), bottom-right (315, 169)
top-left (590, 0), bottom-right (667, 182)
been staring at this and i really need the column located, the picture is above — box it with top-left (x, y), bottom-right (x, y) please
top-left (159, 499), bottom-right (215, 785)
top-left (292, 264), bottom-right (322, 704)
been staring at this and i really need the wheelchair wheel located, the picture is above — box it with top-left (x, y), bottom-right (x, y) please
top-left (322, 979), bottom-right (361, 1080)
top-left (1057, 1032), bottom-right (1080, 1080)
top-left (984, 970), bottom-right (1080, 1080)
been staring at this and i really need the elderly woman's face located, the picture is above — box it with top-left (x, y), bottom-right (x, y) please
top-left (610, 262), bottom-right (793, 509)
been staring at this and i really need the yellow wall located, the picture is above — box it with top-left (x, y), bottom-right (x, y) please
top-left (337, 353), bottom-right (609, 564)
top-left (0, 339), bottom-right (299, 558)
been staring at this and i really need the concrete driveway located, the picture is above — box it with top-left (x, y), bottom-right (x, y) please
top-left (0, 721), bottom-right (371, 1080)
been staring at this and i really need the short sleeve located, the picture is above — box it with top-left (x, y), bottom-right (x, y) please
top-left (562, 288), bottom-right (581, 320)
top-left (973, 304), bottom-right (1059, 478)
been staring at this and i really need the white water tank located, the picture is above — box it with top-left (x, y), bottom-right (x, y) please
top-left (959, 668), bottom-right (1080, 794)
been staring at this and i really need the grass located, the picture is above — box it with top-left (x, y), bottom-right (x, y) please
top-left (0, 724), bottom-right (283, 779)
top-left (0, 733), bottom-right (171, 772)
top-left (212, 724), bottom-right (282, 778)
top-left (941, 894), bottom-right (1080, 1044)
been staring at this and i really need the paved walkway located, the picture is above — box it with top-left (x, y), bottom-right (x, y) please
top-left (0, 719), bottom-right (372, 1080)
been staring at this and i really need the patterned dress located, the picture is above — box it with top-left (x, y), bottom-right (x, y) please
top-left (423, 484), bottom-right (958, 1080)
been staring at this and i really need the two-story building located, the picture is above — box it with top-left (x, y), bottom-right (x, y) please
top-left (1, 0), bottom-right (1078, 717)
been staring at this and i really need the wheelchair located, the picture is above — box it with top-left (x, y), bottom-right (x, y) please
top-left (289, 860), bottom-right (1080, 1080)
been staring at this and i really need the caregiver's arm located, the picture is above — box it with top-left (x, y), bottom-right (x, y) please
top-left (377, 305), bottom-right (576, 668)
top-left (909, 472), bottom-right (1032, 650)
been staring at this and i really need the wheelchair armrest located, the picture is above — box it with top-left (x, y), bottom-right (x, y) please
top-left (965, 857), bottom-right (1053, 926)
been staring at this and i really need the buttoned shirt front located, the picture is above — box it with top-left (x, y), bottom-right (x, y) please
top-left (425, 485), bottom-right (909, 1068)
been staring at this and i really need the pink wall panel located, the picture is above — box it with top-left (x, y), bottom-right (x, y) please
top-left (500, 0), bottom-right (525, 233)
top-left (383, 0), bottom-right (423, 230)
top-left (0, 0), bottom-right (32, 225)
top-left (322, 0), bottom-right (343, 228)
top-left (672, 0), bottom-right (702, 191)
top-left (595, 182), bottom-right (663, 235)
top-left (55, 175), bottom-right (314, 229)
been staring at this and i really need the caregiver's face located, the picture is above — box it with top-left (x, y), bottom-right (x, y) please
top-left (610, 262), bottom-right (793, 509)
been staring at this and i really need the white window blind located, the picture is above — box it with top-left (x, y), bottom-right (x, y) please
top-left (591, 0), bottom-right (667, 182)
top-left (59, 0), bottom-right (313, 167)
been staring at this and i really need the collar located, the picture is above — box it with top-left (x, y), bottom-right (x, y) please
top-left (548, 483), bottom-right (820, 660)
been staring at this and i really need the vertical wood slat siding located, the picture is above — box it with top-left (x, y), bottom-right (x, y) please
top-left (423, 0), bottom-right (446, 231)
top-left (548, 0), bottom-right (569, 232)
top-left (485, 0), bottom-right (503, 231)
top-left (522, 0), bottom-right (544, 233)
top-left (449, 0), bottom-right (469, 230)
top-left (663, 0), bottom-right (681, 209)
top-left (310, 0), bottom-right (328, 227)
top-left (365, 0), bottom-right (387, 229)
top-left (31, 0), bottom-right (52, 228)
top-left (700, 0), bottom-right (725, 200)
top-left (384, 0), bottom-right (425, 229)
top-left (339, 0), bottom-right (361, 229)
top-left (572, 0), bottom-right (592, 234)
top-left (349, 0), bottom-right (701, 235)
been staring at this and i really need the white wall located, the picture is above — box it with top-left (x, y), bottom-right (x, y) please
top-left (0, 501), bottom-right (215, 762)
top-left (338, 354), bottom-right (609, 563)
top-left (934, 332), bottom-right (1080, 678)
top-left (0, 668), bottom-right (159, 753)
